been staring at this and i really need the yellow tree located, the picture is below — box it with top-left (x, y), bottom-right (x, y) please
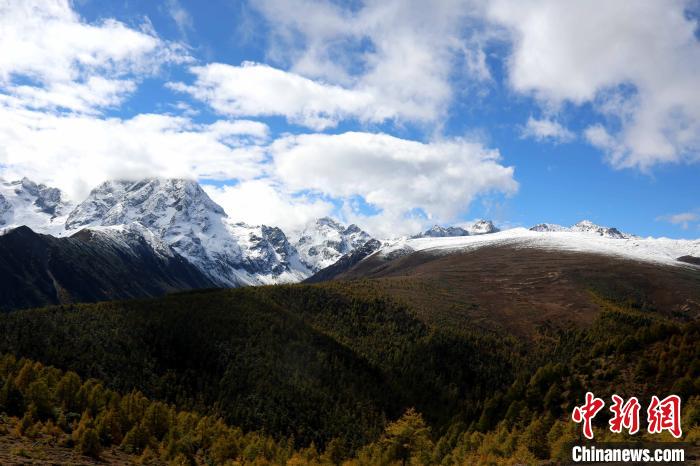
top-left (379, 408), bottom-right (433, 466)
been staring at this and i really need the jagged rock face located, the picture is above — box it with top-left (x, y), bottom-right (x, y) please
top-left (530, 223), bottom-right (568, 232)
top-left (571, 220), bottom-right (629, 239)
top-left (305, 238), bottom-right (382, 283)
top-left (0, 178), bottom-right (72, 234)
top-left (414, 225), bottom-right (470, 238)
top-left (294, 217), bottom-right (372, 273)
top-left (414, 220), bottom-right (500, 238)
top-left (66, 178), bottom-right (226, 233)
top-left (228, 223), bottom-right (308, 279)
top-left (65, 178), bottom-right (309, 286)
top-left (0, 193), bottom-right (11, 224)
top-left (19, 178), bottom-right (65, 217)
top-left (467, 220), bottom-right (500, 235)
top-left (529, 220), bottom-right (630, 239)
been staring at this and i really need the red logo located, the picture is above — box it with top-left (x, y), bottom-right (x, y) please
top-left (572, 391), bottom-right (605, 439)
top-left (609, 394), bottom-right (641, 435)
top-left (572, 393), bottom-right (682, 439)
top-left (647, 395), bottom-right (682, 438)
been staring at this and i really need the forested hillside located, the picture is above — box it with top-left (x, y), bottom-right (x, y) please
top-left (0, 280), bottom-right (699, 464)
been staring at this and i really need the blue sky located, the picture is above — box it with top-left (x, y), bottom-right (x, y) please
top-left (0, 0), bottom-right (699, 237)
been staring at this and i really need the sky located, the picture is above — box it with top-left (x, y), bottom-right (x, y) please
top-left (0, 0), bottom-right (699, 238)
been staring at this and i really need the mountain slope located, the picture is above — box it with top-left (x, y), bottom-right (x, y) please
top-left (0, 284), bottom-right (517, 448)
top-left (0, 224), bottom-right (215, 311)
top-left (308, 229), bottom-right (700, 337)
top-left (66, 178), bottom-right (310, 286)
top-left (530, 219), bottom-right (632, 238)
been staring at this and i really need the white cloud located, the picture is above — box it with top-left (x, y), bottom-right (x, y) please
top-left (488, 0), bottom-right (700, 169)
top-left (522, 117), bottom-right (575, 143)
top-left (269, 131), bottom-right (518, 236)
top-left (0, 0), bottom-right (186, 113)
top-left (656, 212), bottom-right (700, 230)
top-left (166, 0), bottom-right (194, 38)
top-left (169, 62), bottom-right (392, 130)
top-left (0, 104), bottom-right (266, 200)
top-left (172, 0), bottom-right (492, 129)
top-left (203, 180), bottom-right (334, 233)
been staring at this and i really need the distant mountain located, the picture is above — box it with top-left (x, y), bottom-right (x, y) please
top-left (3, 176), bottom-right (693, 315)
top-left (293, 217), bottom-right (373, 272)
top-left (305, 228), bottom-right (700, 337)
top-left (466, 219), bottom-right (500, 235)
top-left (529, 223), bottom-right (568, 232)
top-left (66, 178), bottom-right (310, 286)
top-left (0, 224), bottom-right (215, 311)
top-left (413, 225), bottom-right (470, 238)
top-left (413, 220), bottom-right (500, 239)
top-left (1, 178), bottom-right (382, 307)
top-left (304, 238), bottom-right (382, 283)
top-left (530, 219), bottom-right (631, 239)
top-left (0, 178), bottom-right (73, 235)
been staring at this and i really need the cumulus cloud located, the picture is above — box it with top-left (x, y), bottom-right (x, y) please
top-left (169, 62), bottom-right (393, 130)
top-left (656, 212), bottom-right (700, 230)
top-left (203, 180), bottom-right (334, 233)
top-left (0, 0), bottom-right (186, 113)
top-left (172, 0), bottom-right (491, 129)
top-left (521, 117), bottom-right (575, 143)
top-left (488, 0), bottom-right (700, 169)
top-left (269, 131), bottom-right (518, 236)
top-left (0, 105), bottom-right (267, 200)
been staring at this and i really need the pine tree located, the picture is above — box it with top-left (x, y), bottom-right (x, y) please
top-left (79, 427), bottom-right (102, 458)
top-left (379, 408), bottom-right (433, 466)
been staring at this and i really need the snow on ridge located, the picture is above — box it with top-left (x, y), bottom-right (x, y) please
top-left (0, 177), bottom-right (73, 236)
top-left (379, 227), bottom-right (700, 268)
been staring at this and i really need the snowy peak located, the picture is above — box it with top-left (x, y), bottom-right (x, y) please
top-left (66, 178), bottom-right (225, 232)
top-left (467, 219), bottom-right (500, 235)
top-left (294, 217), bottom-right (372, 272)
top-left (529, 220), bottom-right (631, 239)
top-left (414, 225), bottom-right (470, 238)
top-left (228, 222), bottom-right (308, 281)
top-left (571, 220), bottom-right (629, 239)
top-left (413, 220), bottom-right (499, 238)
top-left (530, 223), bottom-right (568, 233)
top-left (65, 177), bottom-right (309, 286)
top-left (0, 177), bottom-right (72, 235)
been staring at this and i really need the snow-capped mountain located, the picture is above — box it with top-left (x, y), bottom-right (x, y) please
top-left (467, 219), bottom-right (500, 235)
top-left (0, 178), bottom-right (73, 235)
top-left (2, 176), bottom-right (696, 294)
top-left (66, 178), bottom-right (309, 286)
top-left (413, 225), bottom-right (470, 238)
top-left (570, 220), bottom-right (630, 239)
top-left (373, 227), bottom-right (699, 269)
top-left (530, 220), bottom-right (631, 239)
top-left (293, 217), bottom-right (373, 272)
top-left (530, 223), bottom-right (569, 233)
top-left (413, 220), bottom-right (500, 238)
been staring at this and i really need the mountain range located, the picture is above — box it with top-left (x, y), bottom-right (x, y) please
top-left (1, 178), bottom-right (700, 463)
top-left (1, 176), bottom-right (698, 311)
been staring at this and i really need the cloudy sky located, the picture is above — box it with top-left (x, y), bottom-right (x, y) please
top-left (0, 0), bottom-right (699, 237)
